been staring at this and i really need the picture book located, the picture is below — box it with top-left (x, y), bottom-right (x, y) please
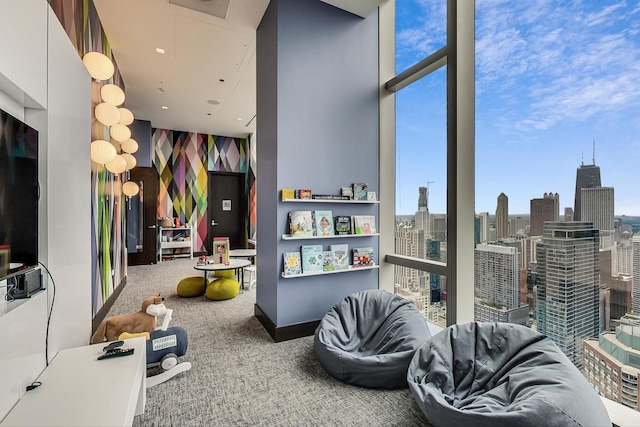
top-left (289, 211), bottom-right (314, 237)
top-left (334, 216), bottom-right (352, 235)
top-left (212, 237), bottom-right (230, 265)
top-left (299, 189), bottom-right (312, 199)
top-left (283, 252), bottom-right (302, 276)
top-left (330, 244), bottom-right (349, 270)
top-left (352, 182), bottom-right (368, 201)
top-left (281, 188), bottom-right (295, 201)
top-left (341, 187), bottom-right (353, 199)
top-left (314, 210), bottom-right (334, 236)
top-left (353, 215), bottom-right (376, 234)
top-left (322, 250), bottom-right (335, 271)
top-left (301, 245), bottom-right (324, 273)
top-left (352, 247), bottom-right (374, 268)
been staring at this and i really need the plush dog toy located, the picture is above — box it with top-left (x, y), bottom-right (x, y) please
top-left (90, 294), bottom-right (167, 344)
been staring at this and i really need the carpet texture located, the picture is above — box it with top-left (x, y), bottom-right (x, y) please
top-left (105, 258), bottom-right (430, 426)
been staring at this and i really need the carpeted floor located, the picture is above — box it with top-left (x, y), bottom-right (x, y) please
top-left (106, 258), bottom-right (429, 426)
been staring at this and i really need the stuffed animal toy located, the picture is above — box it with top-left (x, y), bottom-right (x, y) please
top-left (90, 294), bottom-right (167, 344)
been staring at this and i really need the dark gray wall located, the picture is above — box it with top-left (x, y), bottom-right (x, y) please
top-left (257, 0), bottom-right (380, 327)
top-left (130, 119), bottom-right (152, 167)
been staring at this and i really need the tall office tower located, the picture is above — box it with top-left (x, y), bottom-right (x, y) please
top-left (583, 316), bottom-right (640, 410)
top-left (581, 186), bottom-right (615, 249)
top-left (394, 224), bottom-right (429, 293)
top-left (536, 222), bottom-right (600, 368)
top-left (415, 187), bottom-right (431, 233)
top-left (564, 207), bottom-right (574, 222)
top-left (530, 193), bottom-right (559, 236)
top-left (632, 236), bottom-right (640, 315)
top-left (495, 192), bottom-right (509, 239)
top-left (428, 239), bottom-right (442, 303)
top-left (418, 186), bottom-right (428, 211)
top-left (474, 243), bottom-right (528, 325)
top-left (431, 214), bottom-right (447, 242)
top-left (616, 242), bottom-right (633, 276)
top-left (573, 155), bottom-right (602, 221)
top-left (478, 212), bottom-right (490, 243)
top-left (510, 216), bottom-right (526, 237)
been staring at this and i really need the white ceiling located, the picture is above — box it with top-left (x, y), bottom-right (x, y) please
top-left (92, 0), bottom-right (382, 138)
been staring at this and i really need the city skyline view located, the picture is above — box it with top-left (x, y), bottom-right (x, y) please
top-left (395, 0), bottom-right (640, 216)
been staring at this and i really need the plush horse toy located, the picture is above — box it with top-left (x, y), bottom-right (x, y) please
top-left (90, 294), bottom-right (166, 344)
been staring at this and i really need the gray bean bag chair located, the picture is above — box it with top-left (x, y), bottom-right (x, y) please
top-left (314, 289), bottom-right (431, 389)
top-left (407, 322), bottom-right (611, 427)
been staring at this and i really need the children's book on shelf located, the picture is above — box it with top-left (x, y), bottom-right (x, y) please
top-left (314, 210), bottom-right (334, 236)
top-left (334, 216), bottom-right (352, 235)
top-left (352, 182), bottom-right (368, 201)
top-left (212, 237), bottom-right (230, 265)
top-left (301, 245), bottom-right (324, 273)
top-left (298, 189), bottom-right (312, 199)
top-left (330, 244), bottom-right (349, 270)
top-left (353, 215), bottom-right (376, 234)
top-left (289, 210), bottom-right (314, 237)
top-left (352, 247), bottom-right (374, 268)
top-left (341, 187), bottom-right (353, 199)
top-left (283, 252), bottom-right (302, 276)
top-left (322, 250), bottom-right (335, 271)
top-left (281, 188), bottom-right (295, 201)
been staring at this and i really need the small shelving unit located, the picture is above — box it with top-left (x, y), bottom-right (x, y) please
top-left (281, 264), bottom-right (378, 278)
top-left (158, 225), bottom-right (193, 262)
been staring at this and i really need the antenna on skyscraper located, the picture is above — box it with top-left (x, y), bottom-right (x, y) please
top-left (592, 140), bottom-right (596, 165)
top-left (581, 151), bottom-right (584, 166)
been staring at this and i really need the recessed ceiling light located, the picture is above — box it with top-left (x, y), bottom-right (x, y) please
top-left (155, 48), bottom-right (165, 54)
top-left (161, 106), bottom-right (168, 110)
top-left (237, 117), bottom-right (242, 121)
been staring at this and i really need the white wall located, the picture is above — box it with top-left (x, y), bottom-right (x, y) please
top-left (0, 1), bottom-right (91, 420)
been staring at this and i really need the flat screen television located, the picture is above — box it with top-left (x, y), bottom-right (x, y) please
top-left (0, 108), bottom-right (39, 282)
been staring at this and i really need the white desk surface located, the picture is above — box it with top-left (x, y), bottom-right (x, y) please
top-left (1, 337), bottom-right (146, 427)
top-left (194, 258), bottom-right (251, 272)
top-left (228, 249), bottom-right (256, 258)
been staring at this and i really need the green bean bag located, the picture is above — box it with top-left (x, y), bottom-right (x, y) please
top-left (206, 277), bottom-right (240, 300)
top-left (214, 269), bottom-right (236, 278)
top-left (177, 276), bottom-right (208, 297)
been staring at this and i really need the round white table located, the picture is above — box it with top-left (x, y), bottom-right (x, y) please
top-left (193, 258), bottom-right (252, 292)
top-left (228, 249), bottom-right (257, 265)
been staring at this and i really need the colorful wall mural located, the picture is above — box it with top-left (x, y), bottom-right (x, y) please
top-left (49, 0), bottom-right (127, 317)
top-left (153, 129), bottom-right (251, 252)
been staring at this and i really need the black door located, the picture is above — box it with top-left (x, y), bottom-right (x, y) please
top-left (207, 172), bottom-right (246, 253)
top-left (127, 167), bottom-right (159, 265)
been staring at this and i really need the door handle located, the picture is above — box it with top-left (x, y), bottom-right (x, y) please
top-left (211, 220), bottom-right (218, 226)
top-left (148, 225), bottom-right (157, 229)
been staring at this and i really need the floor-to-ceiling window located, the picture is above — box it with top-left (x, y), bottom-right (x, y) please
top-left (387, 0), bottom-right (640, 410)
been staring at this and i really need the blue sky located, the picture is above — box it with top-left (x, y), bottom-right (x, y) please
top-left (395, 0), bottom-right (640, 216)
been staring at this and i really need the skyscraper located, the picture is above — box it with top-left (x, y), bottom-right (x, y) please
top-left (495, 192), bottom-right (509, 239)
top-left (573, 153), bottom-right (602, 221)
top-left (477, 212), bottom-right (490, 243)
top-left (415, 187), bottom-right (430, 234)
top-left (474, 243), bottom-right (527, 325)
top-left (632, 236), bottom-right (640, 315)
top-left (530, 193), bottom-right (559, 236)
top-left (581, 187), bottom-right (615, 249)
top-left (418, 186), bottom-right (427, 211)
top-left (536, 222), bottom-right (600, 368)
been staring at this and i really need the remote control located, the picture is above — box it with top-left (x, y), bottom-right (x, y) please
top-left (97, 348), bottom-right (134, 360)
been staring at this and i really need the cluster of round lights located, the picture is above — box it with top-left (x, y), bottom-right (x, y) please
top-left (84, 51), bottom-right (139, 196)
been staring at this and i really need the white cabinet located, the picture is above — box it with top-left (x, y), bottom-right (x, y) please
top-left (158, 226), bottom-right (193, 262)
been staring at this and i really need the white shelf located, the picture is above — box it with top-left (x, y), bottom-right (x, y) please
top-left (281, 264), bottom-right (378, 278)
top-left (282, 199), bottom-right (378, 204)
top-left (158, 225), bottom-right (193, 261)
top-left (282, 233), bottom-right (379, 240)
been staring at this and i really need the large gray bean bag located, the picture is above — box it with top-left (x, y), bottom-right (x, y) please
top-left (314, 289), bottom-right (431, 389)
top-left (408, 322), bottom-right (611, 427)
